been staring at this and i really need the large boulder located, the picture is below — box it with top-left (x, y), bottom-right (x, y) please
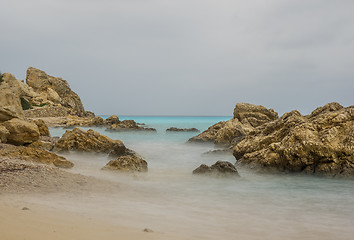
top-left (107, 120), bottom-right (156, 131)
top-left (234, 103), bottom-right (354, 177)
top-left (0, 73), bottom-right (26, 121)
top-left (188, 103), bottom-right (277, 147)
top-left (105, 115), bottom-right (120, 125)
top-left (2, 118), bottom-right (40, 145)
top-left (103, 155), bottom-right (148, 172)
top-left (233, 103), bottom-right (278, 127)
top-left (30, 119), bottom-right (50, 136)
top-left (53, 128), bottom-right (127, 157)
top-left (26, 67), bottom-right (86, 116)
top-left (0, 144), bottom-right (73, 168)
top-left (193, 161), bottom-right (240, 176)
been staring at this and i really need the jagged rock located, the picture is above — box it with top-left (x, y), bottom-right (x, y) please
top-left (26, 67), bottom-right (86, 116)
top-left (30, 119), bottom-right (50, 136)
top-left (2, 118), bottom-right (40, 145)
top-left (233, 103), bottom-right (278, 127)
top-left (85, 111), bottom-right (95, 118)
top-left (53, 128), bottom-right (127, 157)
top-left (193, 161), bottom-right (240, 176)
top-left (202, 149), bottom-right (233, 156)
top-left (0, 126), bottom-right (10, 143)
top-left (166, 127), bottom-right (200, 132)
top-left (234, 103), bottom-right (354, 177)
top-left (90, 116), bottom-right (105, 126)
top-left (0, 144), bottom-right (73, 168)
top-left (107, 120), bottom-right (156, 131)
top-left (103, 155), bottom-right (148, 172)
top-left (105, 115), bottom-right (120, 125)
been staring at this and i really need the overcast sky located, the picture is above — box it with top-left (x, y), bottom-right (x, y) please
top-left (1, 0), bottom-right (353, 116)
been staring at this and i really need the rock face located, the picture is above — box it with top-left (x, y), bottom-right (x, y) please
top-left (26, 67), bottom-right (87, 117)
top-left (2, 118), bottom-right (40, 145)
top-left (193, 161), bottom-right (240, 176)
top-left (24, 105), bottom-right (72, 118)
top-left (103, 155), bottom-right (148, 172)
top-left (166, 127), bottom-right (200, 132)
top-left (0, 126), bottom-right (10, 143)
top-left (234, 103), bottom-right (354, 177)
top-left (0, 144), bottom-right (73, 168)
top-left (188, 103), bottom-right (277, 147)
top-left (53, 128), bottom-right (128, 157)
top-left (0, 73), bottom-right (29, 121)
top-left (30, 119), bottom-right (50, 136)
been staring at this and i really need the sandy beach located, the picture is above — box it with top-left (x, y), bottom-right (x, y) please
top-left (0, 158), bottom-right (198, 240)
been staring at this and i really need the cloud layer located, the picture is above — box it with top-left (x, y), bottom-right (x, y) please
top-left (1, 0), bottom-right (353, 115)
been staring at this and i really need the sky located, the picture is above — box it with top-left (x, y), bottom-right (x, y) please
top-left (1, 0), bottom-right (353, 116)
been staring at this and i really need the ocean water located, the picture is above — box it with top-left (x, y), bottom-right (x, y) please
top-left (46, 116), bottom-right (354, 240)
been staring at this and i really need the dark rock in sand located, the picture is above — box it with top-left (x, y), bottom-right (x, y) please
top-left (103, 155), bottom-right (148, 172)
top-left (166, 127), bottom-right (200, 132)
top-left (193, 161), bottom-right (240, 176)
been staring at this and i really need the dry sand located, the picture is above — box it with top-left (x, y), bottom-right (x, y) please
top-left (0, 158), bottom-right (194, 240)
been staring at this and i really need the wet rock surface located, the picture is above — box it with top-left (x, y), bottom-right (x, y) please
top-left (103, 155), bottom-right (148, 172)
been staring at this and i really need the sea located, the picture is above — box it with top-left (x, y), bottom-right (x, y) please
top-left (44, 116), bottom-right (354, 240)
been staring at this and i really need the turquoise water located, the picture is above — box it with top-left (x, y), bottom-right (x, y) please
top-left (46, 116), bottom-right (354, 240)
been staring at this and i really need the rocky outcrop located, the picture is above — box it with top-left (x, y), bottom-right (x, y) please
top-left (107, 120), bottom-right (156, 131)
top-left (193, 161), bottom-right (240, 176)
top-left (234, 103), bottom-right (354, 177)
top-left (0, 144), bottom-right (73, 168)
top-left (188, 103), bottom-right (277, 147)
top-left (28, 136), bottom-right (59, 151)
top-left (26, 67), bottom-right (87, 117)
top-left (53, 128), bottom-right (128, 157)
top-left (166, 127), bottom-right (199, 132)
top-left (105, 115), bottom-right (120, 125)
top-left (2, 118), bottom-right (40, 145)
top-left (103, 155), bottom-right (148, 172)
top-left (24, 105), bottom-right (72, 118)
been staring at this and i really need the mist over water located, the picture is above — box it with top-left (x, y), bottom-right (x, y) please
top-left (43, 116), bottom-right (354, 240)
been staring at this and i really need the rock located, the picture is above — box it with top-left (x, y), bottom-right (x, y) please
top-left (28, 136), bottom-right (59, 151)
top-left (26, 67), bottom-right (86, 116)
top-left (193, 161), bottom-right (240, 176)
top-left (85, 111), bottom-right (96, 118)
top-left (0, 126), bottom-right (10, 143)
top-left (233, 103), bottom-right (278, 127)
top-left (24, 105), bottom-right (72, 118)
top-left (166, 127), bottom-right (200, 132)
top-left (90, 116), bottom-right (105, 126)
top-left (0, 145), bottom-right (73, 168)
top-left (0, 73), bottom-right (25, 121)
top-left (22, 207), bottom-right (30, 210)
top-left (53, 128), bottom-right (127, 157)
top-left (202, 149), bottom-right (233, 156)
top-left (107, 120), bottom-right (156, 131)
top-left (103, 155), bottom-right (148, 172)
top-left (2, 118), bottom-right (40, 145)
top-left (143, 228), bottom-right (153, 233)
top-left (105, 115), bottom-right (120, 125)
top-left (233, 103), bottom-right (354, 177)
top-left (30, 119), bottom-right (50, 136)
top-left (188, 121), bottom-right (227, 143)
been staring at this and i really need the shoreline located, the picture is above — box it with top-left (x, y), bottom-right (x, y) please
top-left (0, 195), bottom-right (189, 240)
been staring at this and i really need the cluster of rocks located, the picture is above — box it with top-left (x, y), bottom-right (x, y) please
top-left (189, 102), bottom-right (354, 178)
top-left (0, 67), bottom-right (148, 173)
top-left (166, 127), bottom-right (199, 132)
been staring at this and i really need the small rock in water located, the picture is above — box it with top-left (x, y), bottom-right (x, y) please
top-left (143, 228), bottom-right (153, 232)
top-left (22, 207), bottom-right (30, 210)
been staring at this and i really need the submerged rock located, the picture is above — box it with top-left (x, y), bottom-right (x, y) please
top-left (166, 127), bottom-right (200, 132)
top-left (103, 155), bottom-right (148, 172)
top-left (107, 119), bottom-right (156, 131)
top-left (234, 103), bottom-right (354, 177)
top-left (193, 161), bottom-right (240, 177)
top-left (0, 144), bottom-right (73, 168)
